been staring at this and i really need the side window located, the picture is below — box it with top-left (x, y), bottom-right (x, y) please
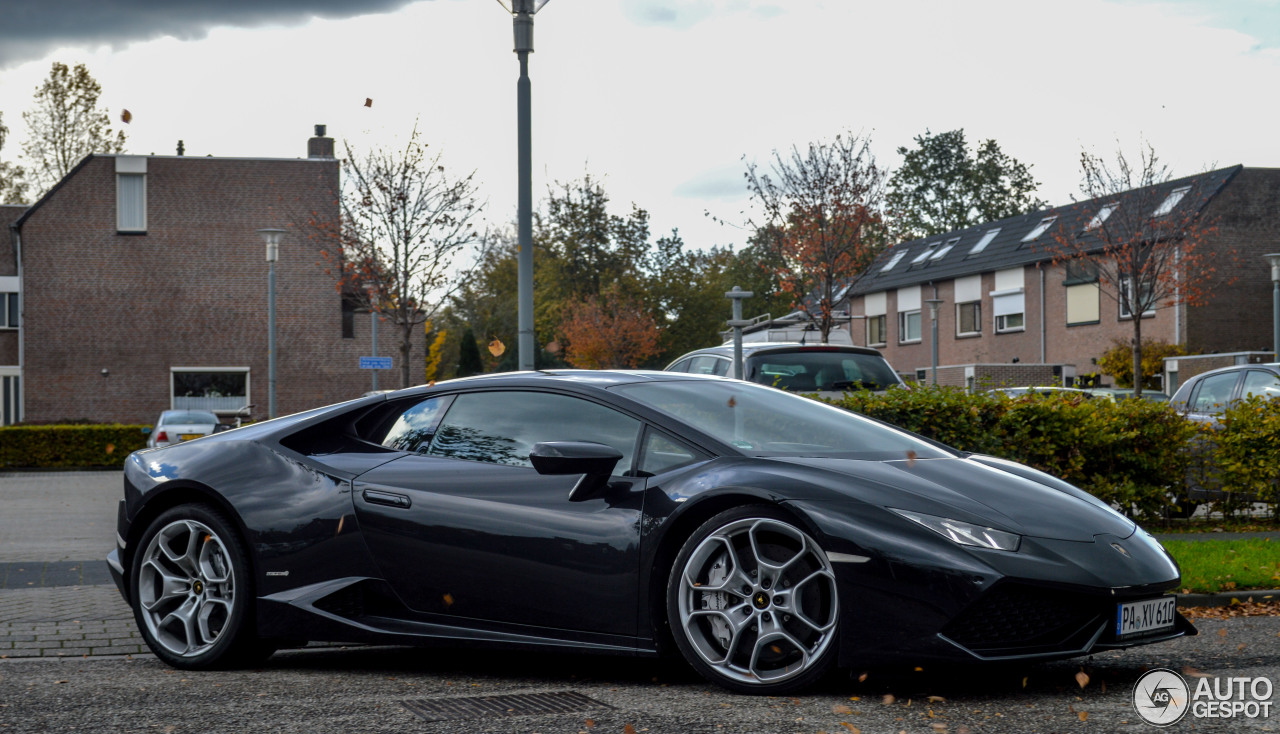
top-left (668, 358), bottom-right (692, 373)
top-left (381, 397), bottom-right (450, 453)
top-left (711, 358), bottom-right (731, 376)
top-left (1191, 372), bottom-right (1240, 414)
top-left (427, 391), bottom-right (641, 474)
top-left (688, 356), bottom-right (723, 375)
top-left (1242, 371), bottom-right (1280, 400)
top-left (638, 430), bottom-right (707, 476)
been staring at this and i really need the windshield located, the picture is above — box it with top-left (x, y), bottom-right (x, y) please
top-left (161, 411), bottom-right (218, 425)
top-left (745, 350), bottom-right (898, 392)
top-left (613, 379), bottom-right (950, 460)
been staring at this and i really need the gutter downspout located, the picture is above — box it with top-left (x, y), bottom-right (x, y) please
top-left (11, 226), bottom-right (22, 423)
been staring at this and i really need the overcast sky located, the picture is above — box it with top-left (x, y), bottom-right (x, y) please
top-left (2, 0), bottom-right (1279, 253)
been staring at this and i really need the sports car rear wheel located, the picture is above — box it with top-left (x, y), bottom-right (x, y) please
top-left (667, 506), bottom-right (840, 694)
top-left (130, 504), bottom-right (262, 669)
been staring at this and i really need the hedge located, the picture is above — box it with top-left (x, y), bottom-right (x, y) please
top-left (0, 424), bottom-right (150, 469)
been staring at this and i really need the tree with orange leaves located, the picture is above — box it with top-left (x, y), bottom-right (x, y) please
top-left (1046, 143), bottom-right (1232, 396)
top-left (745, 131), bottom-right (888, 343)
top-left (559, 290), bottom-right (661, 369)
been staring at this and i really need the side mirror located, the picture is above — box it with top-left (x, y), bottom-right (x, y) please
top-left (530, 441), bottom-right (623, 502)
top-left (212, 424), bottom-right (233, 434)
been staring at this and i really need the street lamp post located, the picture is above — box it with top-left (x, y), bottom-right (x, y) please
top-left (925, 298), bottom-right (944, 386)
top-left (725, 286), bottom-right (754, 378)
top-left (259, 228), bottom-right (285, 419)
top-left (366, 282), bottom-right (380, 392)
top-left (498, 0), bottom-right (550, 371)
top-left (1266, 254), bottom-right (1280, 362)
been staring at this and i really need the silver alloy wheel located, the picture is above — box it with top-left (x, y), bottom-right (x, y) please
top-left (677, 517), bottom-right (838, 685)
top-left (137, 519), bottom-right (237, 657)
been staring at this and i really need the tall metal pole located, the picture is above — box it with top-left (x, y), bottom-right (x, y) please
top-left (260, 228), bottom-right (284, 420)
top-left (509, 1), bottom-right (542, 372)
top-left (925, 298), bottom-right (943, 386)
top-left (370, 310), bottom-right (379, 392)
top-left (725, 287), bottom-right (754, 379)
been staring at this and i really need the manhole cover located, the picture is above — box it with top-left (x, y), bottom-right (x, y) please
top-left (402, 691), bottom-right (613, 722)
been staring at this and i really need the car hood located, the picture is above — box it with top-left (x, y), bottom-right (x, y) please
top-left (773, 455), bottom-right (1135, 542)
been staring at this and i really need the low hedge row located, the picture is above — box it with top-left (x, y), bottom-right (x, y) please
top-left (833, 387), bottom-right (1277, 517)
top-left (0, 424), bottom-right (149, 469)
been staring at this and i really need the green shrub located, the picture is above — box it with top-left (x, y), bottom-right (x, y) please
top-left (1211, 396), bottom-right (1280, 506)
top-left (831, 387), bottom-right (1197, 516)
top-left (0, 424), bottom-right (149, 469)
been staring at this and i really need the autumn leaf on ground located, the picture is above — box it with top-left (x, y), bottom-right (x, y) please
top-left (364, 98), bottom-right (373, 107)
top-left (832, 704), bottom-right (853, 715)
top-left (927, 696), bottom-right (945, 703)
top-left (624, 724), bottom-right (636, 734)
top-left (1078, 711), bottom-right (1089, 721)
top-left (839, 724), bottom-right (860, 734)
top-left (1075, 670), bottom-right (1090, 689)
top-left (584, 718), bottom-right (595, 728)
top-left (930, 724), bottom-right (948, 732)
top-left (1218, 628), bottom-right (1228, 638)
top-left (488, 339), bottom-right (505, 357)
top-left (882, 694), bottom-right (895, 705)
top-left (121, 109), bottom-right (132, 124)
top-left (905, 450), bottom-right (918, 467)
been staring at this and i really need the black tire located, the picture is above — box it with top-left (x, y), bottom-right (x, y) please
top-left (665, 505), bottom-right (840, 695)
top-left (129, 504), bottom-right (264, 669)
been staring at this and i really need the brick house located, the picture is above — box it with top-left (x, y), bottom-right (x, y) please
top-left (2, 128), bottom-right (424, 425)
top-left (844, 166), bottom-right (1280, 393)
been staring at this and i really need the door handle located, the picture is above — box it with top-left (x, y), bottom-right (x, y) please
top-left (362, 489), bottom-right (412, 509)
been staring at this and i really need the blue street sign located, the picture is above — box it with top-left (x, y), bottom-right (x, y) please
top-left (359, 357), bottom-right (393, 370)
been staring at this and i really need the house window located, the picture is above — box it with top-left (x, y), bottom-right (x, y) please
top-left (910, 243), bottom-right (940, 265)
top-left (1021, 216), bottom-right (1057, 242)
top-left (341, 296), bottom-right (357, 339)
top-left (880, 251), bottom-right (907, 272)
top-left (171, 368), bottom-right (250, 414)
top-left (867, 314), bottom-right (887, 346)
top-left (1119, 278), bottom-right (1155, 319)
top-left (929, 237), bottom-right (960, 261)
top-left (1085, 203), bottom-right (1117, 231)
top-left (899, 310), bottom-right (922, 342)
top-left (1, 293), bottom-right (16, 328)
top-left (992, 270), bottom-right (1025, 333)
top-left (1064, 260), bottom-right (1100, 326)
top-left (968, 228), bottom-right (1000, 256)
top-left (956, 301), bottom-right (981, 336)
top-left (0, 371), bottom-right (19, 426)
top-left (1152, 186), bottom-right (1190, 217)
top-left (115, 156), bottom-right (147, 233)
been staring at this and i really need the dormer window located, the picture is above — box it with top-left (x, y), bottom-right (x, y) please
top-left (1085, 203), bottom-right (1117, 231)
top-left (1021, 216), bottom-right (1057, 242)
top-left (1153, 186), bottom-right (1190, 217)
top-left (910, 242), bottom-right (940, 264)
top-left (880, 250), bottom-right (907, 272)
top-left (929, 237), bottom-right (960, 261)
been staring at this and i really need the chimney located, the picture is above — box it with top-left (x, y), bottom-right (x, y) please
top-left (176, 140), bottom-right (185, 156)
top-left (308, 124), bottom-right (334, 158)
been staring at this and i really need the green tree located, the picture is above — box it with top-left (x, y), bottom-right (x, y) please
top-left (21, 62), bottom-right (126, 196)
top-left (456, 328), bottom-right (483, 377)
top-left (0, 112), bottom-right (30, 204)
top-left (886, 129), bottom-right (1044, 239)
top-left (1097, 339), bottom-right (1190, 390)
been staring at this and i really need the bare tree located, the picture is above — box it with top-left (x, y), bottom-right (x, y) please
top-left (1047, 143), bottom-right (1230, 396)
top-left (320, 125), bottom-right (486, 387)
top-left (0, 111), bottom-right (30, 204)
top-left (745, 132), bottom-right (888, 343)
top-left (20, 62), bottom-right (126, 196)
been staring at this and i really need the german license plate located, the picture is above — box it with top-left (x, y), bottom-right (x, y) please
top-left (179, 433), bottom-right (202, 441)
top-left (1116, 596), bottom-right (1176, 637)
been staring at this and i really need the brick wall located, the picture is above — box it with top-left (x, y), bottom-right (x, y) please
top-left (1189, 168), bottom-right (1280, 354)
top-left (18, 154), bottom-right (425, 424)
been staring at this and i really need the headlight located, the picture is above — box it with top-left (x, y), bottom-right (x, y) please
top-left (889, 508), bottom-right (1021, 552)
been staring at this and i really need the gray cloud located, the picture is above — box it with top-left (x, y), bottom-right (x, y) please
top-left (672, 163), bottom-right (745, 200)
top-left (0, 0), bottom-right (424, 68)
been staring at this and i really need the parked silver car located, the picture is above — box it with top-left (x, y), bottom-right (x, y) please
top-left (664, 342), bottom-right (903, 398)
top-left (145, 410), bottom-right (221, 449)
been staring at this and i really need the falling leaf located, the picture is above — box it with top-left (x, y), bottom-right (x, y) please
top-left (1078, 711), bottom-right (1089, 722)
top-left (364, 98), bottom-right (373, 107)
top-left (427, 380), bottom-right (436, 387)
top-left (858, 673), bottom-right (869, 683)
top-left (832, 704), bottom-right (853, 715)
top-left (335, 515), bottom-right (344, 535)
top-left (488, 339), bottom-right (505, 357)
top-left (770, 645), bottom-right (783, 654)
top-left (914, 666), bottom-right (923, 672)
top-left (443, 593), bottom-right (454, 607)
top-left (1022, 677), bottom-right (1029, 688)
top-left (546, 340), bottom-right (561, 354)
top-left (727, 397), bottom-right (737, 408)
top-left (882, 694), bottom-right (895, 705)
top-left (1075, 671), bottom-right (1090, 689)
top-left (121, 109), bottom-right (132, 124)
top-left (905, 450), bottom-right (918, 467)
top-left (105, 443), bottom-right (115, 454)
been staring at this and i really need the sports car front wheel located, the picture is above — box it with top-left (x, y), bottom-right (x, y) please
top-left (667, 506), bottom-right (840, 694)
top-left (130, 504), bottom-right (264, 669)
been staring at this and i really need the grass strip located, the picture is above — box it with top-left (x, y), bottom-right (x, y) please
top-left (1162, 538), bottom-right (1280, 593)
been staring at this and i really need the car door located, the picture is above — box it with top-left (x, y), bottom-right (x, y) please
top-left (352, 389), bottom-right (646, 640)
top-left (1185, 370), bottom-right (1243, 426)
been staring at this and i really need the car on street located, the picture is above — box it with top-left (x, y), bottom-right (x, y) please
top-left (988, 386), bottom-right (1095, 399)
top-left (1085, 387), bottom-right (1170, 402)
top-left (108, 370), bottom-right (1193, 694)
top-left (664, 342), bottom-right (904, 398)
top-left (145, 410), bottom-right (221, 449)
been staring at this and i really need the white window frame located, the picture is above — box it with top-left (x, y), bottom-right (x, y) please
top-left (1085, 203), bottom-right (1117, 231)
top-left (170, 367), bottom-right (251, 414)
top-left (910, 242), bottom-right (940, 265)
top-left (116, 156), bottom-right (148, 233)
top-left (1152, 186), bottom-right (1190, 217)
top-left (1119, 278), bottom-right (1156, 319)
top-left (968, 228), bottom-right (1000, 255)
top-left (992, 270), bottom-right (1025, 333)
top-left (0, 276), bottom-right (18, 329)
top-left (880, 251), bottom-right (907, 272)
top-left (866, 314), bottom-right (887, 347)
top-left (956, 301), bottom-right (981, 337)
top-left (899, 310), bottom-right (922, 343)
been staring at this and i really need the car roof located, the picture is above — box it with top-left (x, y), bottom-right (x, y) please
top-left (672, 342), bottom-right (885, 361)
top-left (1188, 362), bottom-right (1280, 381)
top-left (374, 369), bottom-right (723, 399)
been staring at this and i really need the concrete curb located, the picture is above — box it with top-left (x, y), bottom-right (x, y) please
top-left (1178, 589), bottom-right (1280, 607)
